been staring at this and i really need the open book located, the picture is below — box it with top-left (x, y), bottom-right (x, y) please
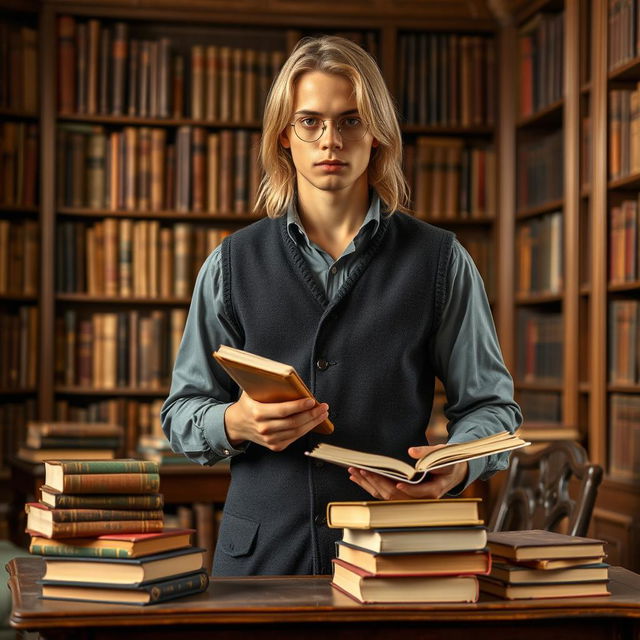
top-left (305, 431), bottom-right (529, 484)
top-left (212, 345), bottom-right (334, 434)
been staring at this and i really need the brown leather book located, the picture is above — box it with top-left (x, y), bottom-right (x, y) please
top-left (159, 227), bottom-right (173, 297)
top-left (172, 54), bottom-right (184, 119)
top-left (76, 22), bottom-right (87, 115)
top-left (150, 128), bottom-right (166, 211)
top-left (205, 45), bottom-right (219, 121)
top-left (138, 40), bottom-right (150, 118)
top-left (257, 50), bottom-right (270, 115)
top-left (86, 19), bottom-right (100, 115)
top-left (232, 48), bottom-right (244, 123)
top-left (148, 40), bottom-right (159, 118)
top-left (126, 38), bottom-right (138, 116)
top-left (99, 27), bottom-right (111, 114)
top-left (158, 37), bottom-right (171, 119)
top-left (58, 16), bottom-right (76, 113)
top-left (191, 127), bottom-right (206, 212)
top-left (128, 309), bottom-right (139, 388)
top-left (124, 126), bottom-right (138, 211)
top-left (212, 345), bottom-right (334, 435)
top-left (234, 129), bottom-right (248, 214)
top-left (206, 132), bottom-right (220, 214)
top-left (219, 130), bottom-right (233, 213)
top-left (118, 218), bottom-right (132, 297)
top-left (109, 131), bottom-right (120, 210)
top-left (21, 26), bottom-right (38, 113)
top-left (190, 45), bottom-right (204, 120)
top-left (86, 126), bottom-right (106, 209)
top-left (103, 218), bottom-right (118, 297)
top-left (22, 124), bottom-right (38, 206)
top-left (147, 220), bottom-right (159, 298)
top-left (173, 223), bottom-right (190, 298)
top-left (111, 22), bottom-right (128, 116)
top-left (137, 127), bottom-right (151, 211)
top-left (219, 46), bottom-right (232, 122)
top-left (244, 48), bottom-right (257, 123)
top-left (164, 143), bottom-right (176, 210)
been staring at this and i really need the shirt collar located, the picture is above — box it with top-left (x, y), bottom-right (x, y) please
top-left (286, 192), bottom-right (382, 248)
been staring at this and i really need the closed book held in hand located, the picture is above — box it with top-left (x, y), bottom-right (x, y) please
top-left (212, 345), bottom-right (333, 434)
top-left (306, 431), bottom-right (529, 483)
top-left (327, 498), bottom-right (482, 529)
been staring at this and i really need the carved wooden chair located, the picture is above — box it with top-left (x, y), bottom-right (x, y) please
top-left (488, 440), bottom-right (603, 537)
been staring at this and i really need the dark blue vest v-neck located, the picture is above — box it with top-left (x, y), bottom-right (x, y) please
top-left (213, 212), bottom-right (454, 576)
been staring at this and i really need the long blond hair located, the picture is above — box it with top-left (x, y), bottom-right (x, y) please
top-left (255, 35), bottom-right (410, 218)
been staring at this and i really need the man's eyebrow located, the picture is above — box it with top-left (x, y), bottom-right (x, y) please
top-left (293, 109), bottom-right (360, 116)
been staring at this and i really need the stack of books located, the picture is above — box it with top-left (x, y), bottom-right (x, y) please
top-left (479, 529), bottom-right (610, 599)
top-left (137, 433), bottom-right (186, 466)
top-left (327, 498), bottom-right (491, 603)
top-left (26, 459), bottom-right (209, 605)
top-left (18, 421), bottom-right (123, 463)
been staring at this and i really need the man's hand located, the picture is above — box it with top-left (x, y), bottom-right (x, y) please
top-left (348, 444), bottom-right (469, 500)
top-left (224, 392), bottom-right (329, 451)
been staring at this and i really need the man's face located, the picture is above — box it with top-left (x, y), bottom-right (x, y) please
top-left (279, 71), bottom-right (378, 195)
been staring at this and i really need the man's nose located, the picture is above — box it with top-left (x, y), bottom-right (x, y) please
top-left (320, 121), bottom-right (343, 149)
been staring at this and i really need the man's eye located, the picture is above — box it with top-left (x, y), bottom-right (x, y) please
top-left (300, 118), bottom-right (320, 127)
top-left (341, 117), bottom-right (362, 128)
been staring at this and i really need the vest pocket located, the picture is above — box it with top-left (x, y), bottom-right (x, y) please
top-left (218, 512), bottom-right (259, 557)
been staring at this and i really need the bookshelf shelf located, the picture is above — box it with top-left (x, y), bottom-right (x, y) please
top-left (0, 294), bottom-right (38, 302)
top-left (55, 387), bottom-right (169, 397)
top-left (516, 198), bottom-right (564, 219)
top-left (57, 113), bottom-right (263, 130)
top-left (0, 389), bottom-right (37, 397)
top-left (516, 98), bottom-right (564, 129)
top-left (581, 186), bottom-right (591, 198)
top-left (401, 124), bottom-right (494, 136)
top-left (57, 208), bottom-right (265, 222)
top-left (581, 81), bottom-right (592, 94)
top-left (608, 280), bottom-right (640, 293)
top-left (580, 284), bottom-right (591, 296)
top-left (515, 381), bottom-right (563, 392)
top-left (0, 108), bottom-right (38, 120)
top-left (515, 291), bottom-right (563, 305)
top-left (0, 205), bottom-right (39, 214)
top-left (608, 55), bottom-right (640, 82)
top-left (608, 385), bottom-right (640, 394)
top-left (56, 294), bottom-right (191, 306)
top-left (608, 172), bottom-right (640, 191)
top-left (421, 217), bottom-right (495, 227)
top-left (579, 382), bottom-right (591, 393)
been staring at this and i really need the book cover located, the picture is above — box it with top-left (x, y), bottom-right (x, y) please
top-left (41, 569), bottom-right (209, 605)
top-left (478, 575), bottom-right (610, 600)
top-left (308, 431), bottom-right (528, 483)
top-left (487, 530), bottom-right (606, 561)
top-left (39, 487), bottom-right (163, 510)
top-left (213, 345), bottom-right (334, 434)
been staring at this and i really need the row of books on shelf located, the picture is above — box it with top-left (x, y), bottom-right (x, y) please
top-left (0, 121), bottom-right (38, 207)
top-left (516, 390), bottom-right (562, 425)
top-left (57, 16), bottom-right (285, 122)
top-left (517, 129), bottom-right (563, 210)
top-left (56, 309), bottom-right (185, 390)
top-left (57, 124), bottom-right (262, 214)
top-left (516, 211), bottom-right (563, 296)
top-left (515, 309), bottom-right (563, 384)
top-left (0, 21), bottom-right (38, 113)
top-left (609, 394), bottom-right (640, 482)
top-left (608, 0), bottom-right (640, 71)
top-left (456, 233), bottom-right (495, 299)
top-left (26, 459), bottom-right (209, 605)
top-left (0, 219), bottom-right (38, 296)
top-left (56, 219), bottom-right (229, 298)
top-left (0, 306), bottom-right (37, 390)
top-left (518, 11), bottom-right (564, 119)
top-left (609, 199), bottom-right (640, 284)
top-left (0, 399), bottom-right (36, 468)
top-left (404, 138), bottom-right (495, 220)
top-left (609, 87), bottom-right (640, 181)
top-left (608, 299), bottom-right (640, 385)
top-left (327, 498), bottom-right (608, 603)
top-left (397, 33), bottom-right (495, 128)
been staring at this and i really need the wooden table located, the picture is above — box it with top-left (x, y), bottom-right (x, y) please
top-left (7, 557), bottom-right (640, 640)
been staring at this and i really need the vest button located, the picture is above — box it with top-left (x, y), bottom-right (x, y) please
top-left (316, 359), bottom-right (329, 371)
top-left (314, 514), bottom-right (327, 526)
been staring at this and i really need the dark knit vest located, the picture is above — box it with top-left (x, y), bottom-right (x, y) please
top-left (212, 212), bottom-right (454, 576)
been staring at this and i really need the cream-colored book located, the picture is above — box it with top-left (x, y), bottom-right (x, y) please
top-left (306, 431), bottom-right (529, 484)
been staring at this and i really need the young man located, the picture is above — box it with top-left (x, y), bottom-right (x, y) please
top-left (162, 36), bottom-right (522, 576)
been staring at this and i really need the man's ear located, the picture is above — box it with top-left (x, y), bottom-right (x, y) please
top-left (279, 129), bottom-right (291, 149)
top-left (372, 138), bottom-right (379, 148)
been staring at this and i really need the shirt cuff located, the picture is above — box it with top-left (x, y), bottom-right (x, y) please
top-left (201, 402), bottom-right (248, 459)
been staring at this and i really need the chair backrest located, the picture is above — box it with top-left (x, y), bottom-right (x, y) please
top-left (488, 440), bottom-right (603, 537)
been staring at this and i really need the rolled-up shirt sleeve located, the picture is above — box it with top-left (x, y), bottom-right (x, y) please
top-left (430, 240), bottom-right (523, 494)
top-left (161, 247), bottom-right (246, 466)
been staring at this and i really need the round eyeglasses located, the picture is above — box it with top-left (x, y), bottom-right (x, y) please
top-left (289, 116), bottom-right (369, 143)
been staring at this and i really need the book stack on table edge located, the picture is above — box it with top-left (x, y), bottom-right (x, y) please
top-left (25, 459), bottom-right (209, 605)
top-left (480, 529), bottom-right (610, 599)
top-left (328, 498), bottom-right (489, 604)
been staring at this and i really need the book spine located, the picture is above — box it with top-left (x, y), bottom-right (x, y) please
top-left (146, 570), bottom-right (209, 604)
top-left (30, 542), bottom-right (132, 559)
top-left (46, 518), bottom-right (163, 538)
top-left (61, 472), bottom-right (160, 494)
top-left (55, 460), bottom-right (158, 474)
top-left (47, 493), bottom-right (164, 510)
top-left (49, 508), bottom-right (163, 522)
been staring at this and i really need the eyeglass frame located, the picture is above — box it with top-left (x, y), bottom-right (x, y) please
top-left (288, 115), bottom-right (370, 143)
